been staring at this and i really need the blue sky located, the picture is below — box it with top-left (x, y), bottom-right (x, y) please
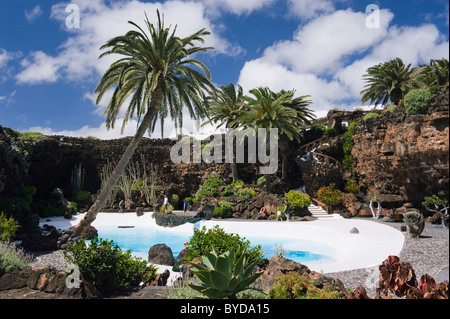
top-left (0, 0), bottom-right (449, 139)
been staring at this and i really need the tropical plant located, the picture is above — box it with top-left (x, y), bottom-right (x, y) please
top-left (415, 58), bottom-right (449, 89)
top-left (269, 271), bottom-right (342, 299)
top-left (64, 237), bottom-right (158, 292)
top-left (232, 87), bottom-right (307, 189)
top-left (342, 120), bottom-right (356, 172)
top-left (73, 11), bottom-right (214, 235)
top-left (363, 112), bottom-right (383, 121)
top-left (236, 187), bottom-right (256, 200)
top-left (213, 200), bottom-right (233, 217)
top-left (361, 57), bottom-right (414, 106)
top-left (189, 245), bottom-right (264, 299)
top-left (203, 83), bottom-right (246, 181)
top-left (0, 212), bottom-right (20, 243)
top-left (422, 195), bottom-right (448, 228)
top-left (317, 184), bottom-right (342, 207)
top-left (194, 175), bottom-right (224, 200)
top-left (344, 179), bottom-right (360, 194)
top-left (0, 241), bottom-right (32, 276)
top-left (403, 88), bottom-right (435, 115)
top-left (184, 225), bottom-right (264, 266)
top-left (285, 190), bottom-right (311, 210)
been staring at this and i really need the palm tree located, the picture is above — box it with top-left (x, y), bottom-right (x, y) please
top-left (361, 57), bottom-right (414, 106)
top-left (416, 58), bottom-right (449, 89)
top-left (73, 11), bottom-right (214, 235)
top-left (202, 83), bottom-right (245, 181)
top-left (273, 90), bottom-right (314, 181)
top-left (233, 87), bottom-right (302, 191)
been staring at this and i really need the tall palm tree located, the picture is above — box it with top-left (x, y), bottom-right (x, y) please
top-left (202, 83), bottom-right (245, 181)
top-left (233, 87), bottom-right (301, 191)
top-left (361, 57), bottom-right (414, 106)
top-left (273, 90), bottom-right (314, 181)
top-left (73, 11), bottom-right (214, 235)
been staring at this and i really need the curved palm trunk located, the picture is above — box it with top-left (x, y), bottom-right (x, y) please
top-left (72, 88), bottom-right (163, 235)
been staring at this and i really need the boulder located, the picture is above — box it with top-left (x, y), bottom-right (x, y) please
top-left (148, 244), bottom-right (176, 266)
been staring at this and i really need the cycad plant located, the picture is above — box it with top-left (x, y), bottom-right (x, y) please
top-left (73, 11), bottom-right (215, 235)
top-left (361, 57), bottom-right (414, 106)
top-left (189, 245), bottom-right (263, 299)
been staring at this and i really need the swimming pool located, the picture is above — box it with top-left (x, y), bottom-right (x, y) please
top-left (43, 212), bottom-right (405, 273)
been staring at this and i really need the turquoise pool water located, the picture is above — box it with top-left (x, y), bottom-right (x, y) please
top-left (94, 223), bottom-right (334, 265)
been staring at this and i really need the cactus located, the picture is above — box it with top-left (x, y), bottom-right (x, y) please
top-left (189, 245), bottom-right (263, 299)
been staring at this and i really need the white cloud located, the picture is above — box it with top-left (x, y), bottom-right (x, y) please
top-left (25, 5), bottom-right (43, 23)
top-left (287, 0), bottom-right (335, 20)
top-left (15, 0), bottom-right (241, 86)
top-left (16, 51), bottom-right (61, 84)
top-left (199, 0), bottom-right (276, 15)
top-left (238, 8), bottom-right (450, 116)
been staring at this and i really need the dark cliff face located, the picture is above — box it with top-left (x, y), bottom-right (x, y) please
top-left (351, 89), bottom-right (449, 208)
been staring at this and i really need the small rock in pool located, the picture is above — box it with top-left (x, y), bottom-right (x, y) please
top-left (349, 227), bottom-right (359, 234)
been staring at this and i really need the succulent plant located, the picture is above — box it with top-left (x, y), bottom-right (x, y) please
top-left (189, 245), bottom-right (263, 299)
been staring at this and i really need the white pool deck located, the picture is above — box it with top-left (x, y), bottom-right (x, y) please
top-left (40, 212), bottom-right (405, 279)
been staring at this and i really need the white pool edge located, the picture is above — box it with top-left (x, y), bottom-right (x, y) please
top-left (40, 212), bottom-right (405, 275)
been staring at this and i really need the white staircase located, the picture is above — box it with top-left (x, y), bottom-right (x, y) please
top-left (308, 204), bottom-right (343, 219)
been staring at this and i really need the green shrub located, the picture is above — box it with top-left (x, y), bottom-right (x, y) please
top-left (285, 190), bottom-right (311, 210)
top-left (72, 190), bottom-right (91, 201)
top-left (64, 237), bottom-right (158, 291)
top-left (323, 127), bottom-right (337, 136)
top-left (404, 89), bottom-right (435, 115)
top-left (160, 203), bottom-right (174, 214)
top-left (344, 179), bottom-right (360, 194)
top-left (236, 188), bottom-right (256, 200)
top-left (221, 185), bottom-right (233, 196)
top-left (0, 241), bottom-right (32, 276)
top-left (185, 225), bottom-right (264, 266)
top-left (383, 104), bottom-right (397, 114)
top-left (342, 120), bottom-right (356, 172)
top-left (40, 204), bottom-right (67, 217)
top-left (256, 176), bottom-right (266, 185)
top-left (195, 176), bottom-right (224, 200)
top-left (184, 197), bottom-right (195, 205)
top-left (0, 212), bottom-right (20, 242)
top-left (269, 272), bottom-right (342, 299)
top-left (363, 112), bottom-right (383, 121)
top-left (317, 184), bottom-right (343, 206)
top-left (213, 200), bottom-right (234, 217)
top-left (17, 132), bottom-right (45, 142)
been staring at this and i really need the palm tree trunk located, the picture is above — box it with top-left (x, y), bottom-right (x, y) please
top-left (72, 88), bottom-right (163, 236)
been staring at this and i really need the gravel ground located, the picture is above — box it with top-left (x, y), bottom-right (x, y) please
top-left (25, 218), bottom-right (449, 299)
top-left (326, 218), bottom-right (449, 298)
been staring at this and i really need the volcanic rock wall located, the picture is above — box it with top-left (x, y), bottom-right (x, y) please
top-left (351, 89), bottom-right (449, 208)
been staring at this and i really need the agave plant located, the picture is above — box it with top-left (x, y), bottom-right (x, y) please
top-left (189, 245), bottom-right (263, 299)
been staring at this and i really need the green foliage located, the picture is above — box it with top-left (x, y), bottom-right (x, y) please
top-left (72, 190), bottom-right (91, 201)
top-left (323, 127), bottom-right (337, 136)
top-left (189, 245), bottom-right (264, 299)
top-left (342, 120), bottom-right (356, 172)
top-left (64, 237), bottom-right (157, 291)
top-left (285, 190), bottom-right (311, 210)
top-left (256, 176), bottom-right (266, 185)
top-left (383, 104), bottom-right (398, 114)
top-left (269, 272), bottom-right (342, 299)
top-left (17, 132), bottom-right (45, 142)
top-left (363, 112), bottom-right (383, 121)
top-left (236, 188), bottom-right (256, 200)
top-left (213, 200), bottom-right (234, 217)
top-left (0, 212), bottom-right (20, 242)
top-left (317, 184), bottom-right (343, 206)
top-left (184, 197), bottom-right (195, 205)
top-left (185, 225), bottom-right (264, 266)
top-left (195, 176), bottom-right (224, 200)
top-left (171, 194), bottom-right (179, 206)
top-left (40, 204), bottom-right (67, 217)
top-left (422, 195), bottom-right (448, 212)
top-left (230, 180), bottom-right (244, 189)
top-left (344, 179), bottom-right (360, 194)
top-left (160, 203), bottom-right (174, 214)
top-left (221, 185), bottom-right (233, 196)
top-left (0, 241), bottom-right (32, 276)
top-left (404, 89), bottom-right (435, 115)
